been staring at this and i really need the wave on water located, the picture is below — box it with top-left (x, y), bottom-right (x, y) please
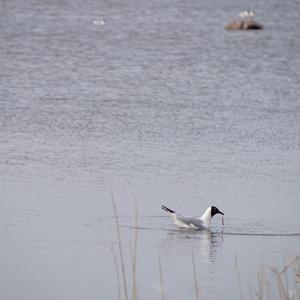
top-left (221, 232), bottom-right (300, 237)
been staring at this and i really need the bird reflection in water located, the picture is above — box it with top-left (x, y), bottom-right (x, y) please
top-left (162, 228), bottom-right (224, 263)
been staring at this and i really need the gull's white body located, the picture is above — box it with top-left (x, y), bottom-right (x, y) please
top-left (164, 206), bottom-right (213, 230)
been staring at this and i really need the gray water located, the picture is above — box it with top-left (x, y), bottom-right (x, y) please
top-left (1, 0), bottom-right (300, 299)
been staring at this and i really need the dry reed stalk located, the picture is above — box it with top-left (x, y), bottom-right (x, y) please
top-left (235, 255), bottom-right (244, 300)
top-left (269, 257), bottom-right (300, 300)
top-left (294, 257), bottom-right (300, 299)
top-left (131, 198), bottom-right (138, 300)
top-left (263, 270), bottom-right (271, 300)
top-left (283, 259), bottom-right (290, 299)
top-left (111, 245), bottom-right (121, 300)
top-left (255, 270), bottom-right (265, 300)
top-left (268, 268), bottom-right (284, 300)
top-left (158, 253), bottom-right (165, 300)
top-left (280, 257), bottom-right (299, 277)
top-left (191, 251), bottom-right (201, 300)
top-left (248, 283), bottom-right (253, 300)
top-left (276, 272), bottom-right (288, 300)
top-left (111, 193), bottom-right (128, 300)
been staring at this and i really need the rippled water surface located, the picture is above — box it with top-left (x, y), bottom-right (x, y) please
top-left (1, 0), bottom-right (300, 299)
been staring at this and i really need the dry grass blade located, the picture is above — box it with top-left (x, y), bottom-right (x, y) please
top-left (256, 271), bottom-right (264, 300)
top-left (131, 198), bottom-right (138, 300)
top-left (268, 257), bottom-right (300, 300)
top-left (269, 266), bottom-right (289, 300)
top-left (191, 251), bottom-right (202, 300)
top-left (248, 283), bottom-right (253, 300)
top-left (158, 253), bottom-right (165, 300)
top-left (111, 193), bottom-right (128, 300)
top-left (294, 258), bottom-right (300, 299)
top-left (280, 257), bottom-right (299, 277)
top-left (254, 289), bottom-right (261, 299)
top-left (111, 246), bottom-right (121, 300)
top-left (235, 255), bottom-right (244, 300)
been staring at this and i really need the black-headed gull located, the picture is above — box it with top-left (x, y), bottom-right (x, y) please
top-left (161, 205), bottom-right (224, 229)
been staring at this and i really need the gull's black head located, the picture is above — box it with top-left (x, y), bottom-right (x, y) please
top-left (210, 206), bottom-right (224, 217)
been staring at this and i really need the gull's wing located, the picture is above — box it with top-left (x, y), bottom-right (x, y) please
top-left (175, 214), bottom-right (205, 229)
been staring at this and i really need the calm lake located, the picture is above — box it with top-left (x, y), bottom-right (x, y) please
top-left (1, 0), bottom-right (300, 299)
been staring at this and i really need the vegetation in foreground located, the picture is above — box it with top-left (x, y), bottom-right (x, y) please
top-left (111, 195), bottom-right (300, 300)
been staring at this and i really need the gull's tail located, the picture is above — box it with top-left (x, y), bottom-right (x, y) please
top-left (161, 205), bottom-right (175, 214)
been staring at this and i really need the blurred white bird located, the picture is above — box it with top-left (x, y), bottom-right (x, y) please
top-left (239, 11), bottom-right (255, 18)
top-left (92, 19), bottom-right (106, 26)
